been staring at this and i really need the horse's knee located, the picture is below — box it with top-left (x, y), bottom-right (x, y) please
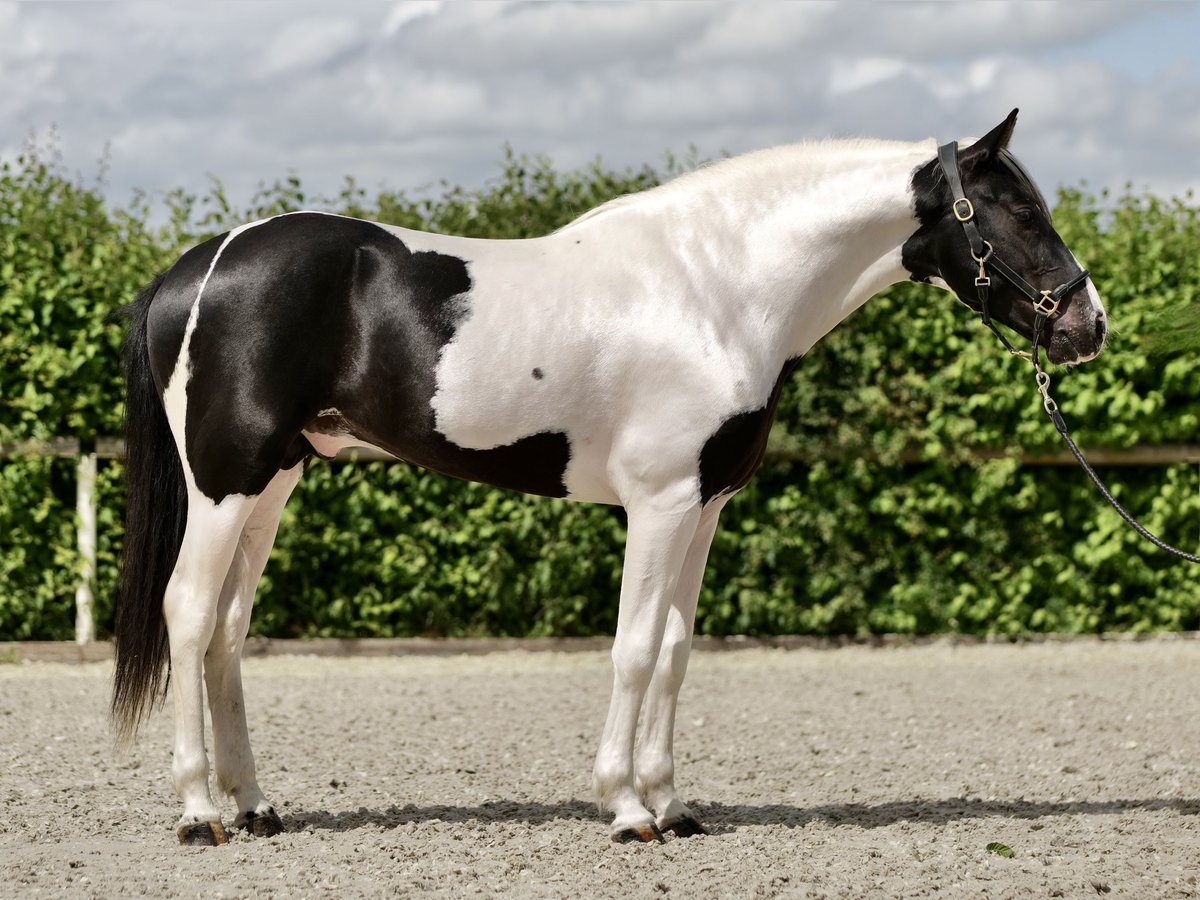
top-left (611, 645), bottom-right (656, 692)
top-left (611, 612), bottom-right (686, 690)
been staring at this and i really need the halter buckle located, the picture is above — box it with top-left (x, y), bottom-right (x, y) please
top-left (952, 197), bottom-right (975, 222)
top-left (1033, 290), bottom-right (1061, 317)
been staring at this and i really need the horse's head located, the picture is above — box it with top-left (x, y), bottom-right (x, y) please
top-left (902, 109), bottom-right (1107, 365)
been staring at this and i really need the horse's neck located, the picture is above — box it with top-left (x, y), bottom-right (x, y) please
top-left (615, 141), bottom-right (933, 362)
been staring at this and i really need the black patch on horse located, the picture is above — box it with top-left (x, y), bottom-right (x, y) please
top-left (147, 213), bottom-right (570, 501)
top-left (698, 358), bottom-right (799, 504)
top-left (899, 156), bottom-right (943, 285)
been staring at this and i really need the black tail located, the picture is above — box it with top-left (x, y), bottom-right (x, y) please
top-left (112, 273), bottom-right (187, 745)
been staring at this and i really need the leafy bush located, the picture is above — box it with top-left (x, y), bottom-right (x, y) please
top-left (2, 144), bottom-right (1198, 640)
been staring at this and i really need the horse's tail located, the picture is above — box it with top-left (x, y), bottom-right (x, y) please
top-left (112, 272), bottom-right (187, 746)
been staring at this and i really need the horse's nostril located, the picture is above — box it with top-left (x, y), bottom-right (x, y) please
top-left (1094, 316), bottom-right (1107, 341)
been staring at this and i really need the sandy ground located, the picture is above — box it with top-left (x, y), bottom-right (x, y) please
top-left (2, 641), bottom-right (1200, 898)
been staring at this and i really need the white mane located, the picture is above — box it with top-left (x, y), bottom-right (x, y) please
top-left (555, 138), bottom-right (925, 233)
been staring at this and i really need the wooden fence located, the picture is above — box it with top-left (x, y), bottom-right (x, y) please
top-left (4, 436), bottom-right (1200, 645)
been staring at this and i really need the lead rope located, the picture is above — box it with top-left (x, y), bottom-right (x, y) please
top-left (1024, 318), bottom-right (1200, 564)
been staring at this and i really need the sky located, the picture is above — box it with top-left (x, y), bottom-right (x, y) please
top-left (2, 1), bottom-right (1198, 215)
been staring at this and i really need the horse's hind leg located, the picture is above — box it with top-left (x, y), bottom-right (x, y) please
top-left (636, 498), bottom-right (726, 838)
top-left (204, 467), bottom-right (301, 838)
top-left (165, 489), bottom-right (260, 846)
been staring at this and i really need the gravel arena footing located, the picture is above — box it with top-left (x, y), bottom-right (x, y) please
top-left (3, 641), bottom-right (1200, 898)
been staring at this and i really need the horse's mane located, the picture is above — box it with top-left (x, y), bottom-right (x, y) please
top-left (554, 138), bottom-right (921, 233)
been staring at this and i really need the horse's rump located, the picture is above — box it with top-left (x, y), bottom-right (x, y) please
top-left (148, 213), bottom-right (572, 503)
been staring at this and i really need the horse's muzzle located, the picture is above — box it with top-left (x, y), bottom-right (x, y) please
top-left (1046, 292), bottom-right (1106, 365)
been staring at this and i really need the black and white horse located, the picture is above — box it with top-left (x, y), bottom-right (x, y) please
top-left (113, 110), bottom-right (1107, 845)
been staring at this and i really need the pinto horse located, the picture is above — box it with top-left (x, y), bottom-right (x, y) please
top-left (113, 110), bottom-right (1107, 845)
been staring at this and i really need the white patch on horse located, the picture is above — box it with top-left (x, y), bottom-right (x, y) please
top-left (409, 141), bottom-right (931, 506)
top-left (1072, 252), bottom-right (1106, 317)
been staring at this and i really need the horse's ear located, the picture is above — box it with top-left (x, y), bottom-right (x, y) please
top-left (963, 108), bottom-right (1018, 167)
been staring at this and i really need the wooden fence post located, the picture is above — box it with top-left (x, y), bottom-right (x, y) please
top-left (74, 452), bottom-right (97, 645)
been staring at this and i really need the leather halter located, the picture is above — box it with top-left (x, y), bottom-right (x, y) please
top-left (936, 141), bottom-right (1091, 362)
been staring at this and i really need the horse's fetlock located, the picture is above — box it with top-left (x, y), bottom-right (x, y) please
top-left (636, 756), bottom-right (674, 793)
top-left (593, 761), bottom-right (634, 808)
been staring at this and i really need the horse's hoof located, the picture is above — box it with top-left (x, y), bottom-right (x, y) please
top-left (177, 821), bottom-right (228, 846)
top-left (245, 809), bottom-right (286, 838)
top-left (612, 823), bottom-right (666, 844)
top-left (662, 815), bottom-right (709, 838)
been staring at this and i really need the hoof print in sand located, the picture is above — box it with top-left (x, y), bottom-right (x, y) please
top-left (663, 816), bottom-right (709, 838)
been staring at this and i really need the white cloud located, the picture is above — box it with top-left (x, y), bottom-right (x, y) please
top-left (0, 1), bottom-right (1196, 216)
top-left (829, 58), bottom-right (907, 96)
top-left (384, 1), bottom-right (442, 36)
top-left (255, 18), bottom-right (363, 79)
top-left (680, 2), bottom-right (837, 62)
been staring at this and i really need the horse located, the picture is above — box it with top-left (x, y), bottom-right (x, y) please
top-left (112, 109), bottom-right (1107, 846)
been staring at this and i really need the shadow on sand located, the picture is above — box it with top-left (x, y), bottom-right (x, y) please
top-left (289, 796), bottom-right (1200, 835)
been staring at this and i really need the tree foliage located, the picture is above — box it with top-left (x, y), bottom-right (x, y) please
top-left (2, 144), bottom-right (1199, 640)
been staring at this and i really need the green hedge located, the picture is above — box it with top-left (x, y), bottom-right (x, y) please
top-left (2, 144), bottom-right (1198, 640)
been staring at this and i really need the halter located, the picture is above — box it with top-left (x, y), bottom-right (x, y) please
top-left (937, 140), bottom-right (1200, 565)
top-left (936, 141), bottom-right (1091, 364)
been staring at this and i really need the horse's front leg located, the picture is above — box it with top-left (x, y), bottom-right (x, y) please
top-left (636, 497), bottom-right (726, 838)
top-left (594, 489), bottom-right (702, 843)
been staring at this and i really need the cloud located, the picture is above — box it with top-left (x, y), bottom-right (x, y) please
top-left (384, 1), bottom-right (441, 36)
top-left (254, 18), bottom-right (364, 79)
top-left (829, 58), bottom-right (908, 96)
top-left (0, 1), bottom-right (1196, 216)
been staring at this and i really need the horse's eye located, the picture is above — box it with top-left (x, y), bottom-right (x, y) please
top-left (1014, 208), bottom-right (1034, 225)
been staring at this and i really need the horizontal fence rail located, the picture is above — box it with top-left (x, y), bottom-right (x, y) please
top-left (7, 437), bottom-right (1200, 466)
top-left (4, 435), bottom-right (1199, 645)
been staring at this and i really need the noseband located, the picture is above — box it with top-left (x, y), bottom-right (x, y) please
top-left (936, 141), bottom-right (1090, 364)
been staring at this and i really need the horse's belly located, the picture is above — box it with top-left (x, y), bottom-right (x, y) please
top-left (427, 384), bottom-right (620, 504)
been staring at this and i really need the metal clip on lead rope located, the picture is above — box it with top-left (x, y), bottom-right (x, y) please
top-left (1034, 370), bottom-right (1056, 414)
